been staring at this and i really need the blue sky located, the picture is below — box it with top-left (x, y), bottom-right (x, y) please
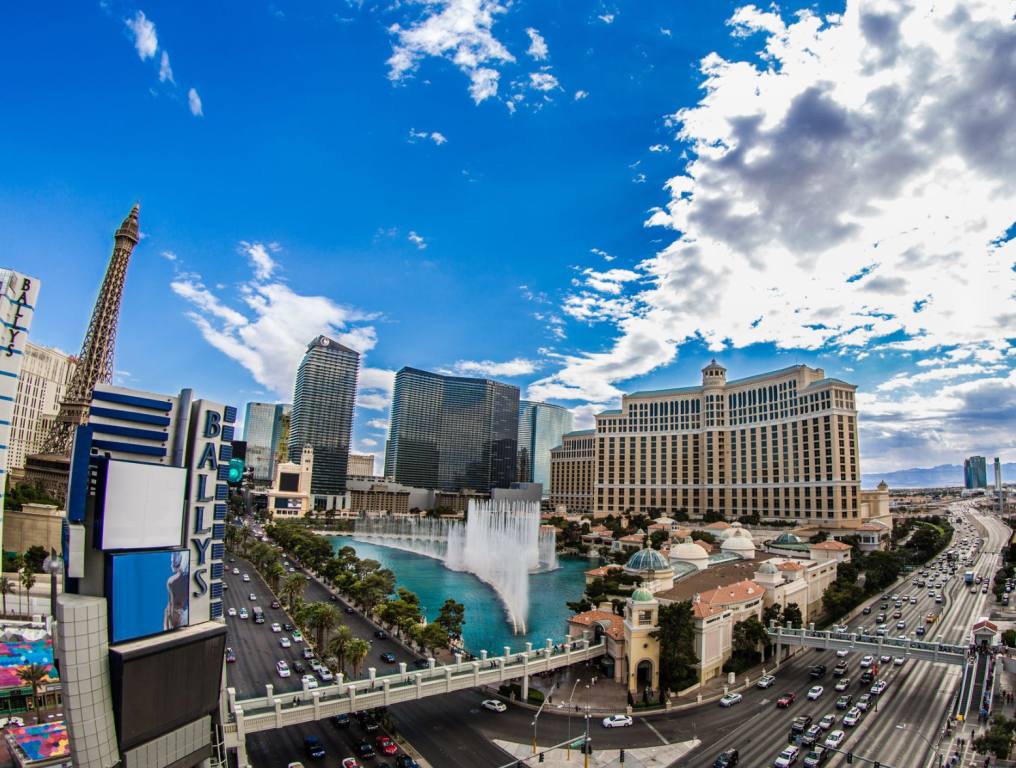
top-left (4, 0), bottom-right (1014, 474)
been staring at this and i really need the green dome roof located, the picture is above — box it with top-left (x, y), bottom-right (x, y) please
top-left (773, 533), bottom-right (804, 544)
top-left (631, 588), bottom-right (654, 602)
top-left (625, 548), bottom-right (670, 572)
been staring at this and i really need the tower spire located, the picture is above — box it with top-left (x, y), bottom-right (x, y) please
top-left (41, 204), bottom-right (141, 455)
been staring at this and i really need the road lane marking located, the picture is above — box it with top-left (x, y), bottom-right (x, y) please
top-left (640, 718), bottom-right (669, 746)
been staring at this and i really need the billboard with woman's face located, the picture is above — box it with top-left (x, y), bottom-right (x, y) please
top-left (107, 550), bottom-right (190, 644)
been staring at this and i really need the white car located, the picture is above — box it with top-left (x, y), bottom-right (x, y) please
top-left (824, 730), bottom-right (845, 750)
top-left (242, 574), bottom-right (250, 582)
top-left (859, 655), bottom-right (874, 668)
top-left (318, 668), bottom-right (334, 682)
top-left (843, 707), bottom-right (862, 727)
top-left (271, 622), bottom-right (282, 633)
top-left (238, 608), bottom-right (249, 620)
top-left (280, 637), bottom-right (291, 648)
top-left (893, 656), bottom-right (905, 666)
top-left (301, 674), bottom-right (319, 689)
top-left (757, 674), bottom-right (776, 689)
top-left (602, 715), bottom-right (633, 728)
top-left (774, 746), bottom-right (800, 768)
top-left (719, 693), bottom-right (743, 707)
top-left (818, 714), bottom-right (836, 730)
top-left (835, 649), bottom-right (848, 658)
top-left (276, 660), bottom-right (291, 678)
top-left (481, 699), bottom-right (507, 713)
top-left (232, 567), bottom-right (240, 575)
top-left (807, 685), bottom-right (824, 700)
top-left (227, 607), bottom-right (237, 617)
top-left (835, 678), bottom-right (851, 692)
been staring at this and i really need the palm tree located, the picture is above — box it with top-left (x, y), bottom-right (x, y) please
top-left (0, 577), bottom-right (13, 617)
top-left (17, 664), bottom-right (50, 723)
top-left (302, 603), bottom-right (340, 649)
top-left (265, 562), bottom-right (285, 593)
top-left (348, 638), bottom-right (370, 678)
top-left (281, 574), bottom-right (305, 612)
top-left (19, 569), bottom-right (36, 617)
top-left (327, 626), bottom-right (354, 674)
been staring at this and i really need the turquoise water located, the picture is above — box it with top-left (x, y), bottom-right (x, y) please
top-left (328, 536), bottom-right (591, 655)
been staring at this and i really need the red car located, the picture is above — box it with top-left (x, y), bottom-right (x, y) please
top-left (375, 736), bottom-right (398, 756)
top-left (776, 692), bottom-right (796, 708)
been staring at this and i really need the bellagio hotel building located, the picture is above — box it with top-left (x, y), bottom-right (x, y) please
top-left (551, 361), bottom-right (868, 525)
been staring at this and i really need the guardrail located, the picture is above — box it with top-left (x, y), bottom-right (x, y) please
top-left (768, 626), bottom-right (968, 665)
top-left (223, 637), bottom-right (607, 745)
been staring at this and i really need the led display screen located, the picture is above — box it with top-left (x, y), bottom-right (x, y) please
top-left (107, 550), bottom-right (190, 644)
top-left (278, 471), bottom-right (300, 492)
top-left (100, 460), bottom-right (186, 550)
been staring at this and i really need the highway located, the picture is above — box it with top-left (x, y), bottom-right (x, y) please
top-left (231, 503), bottom-right (1011, 768)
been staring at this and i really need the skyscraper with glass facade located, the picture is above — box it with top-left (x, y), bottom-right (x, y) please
top-left (289, 336), bottom-right (360, 496)
top-left (964, 455), bottom-right (987, 489)
top-left (517, 400), bottom-right (573, 493)
top-left (384, 367), bottom-right (519, 491)
top-left (242, 401), bottom-right (289, 483)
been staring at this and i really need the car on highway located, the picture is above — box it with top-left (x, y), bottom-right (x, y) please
top-left (859, 655), bottom-right (873, 668)
top-left (862, 606), bottom-right (871, 615)
top-left (340, 760), bottom-right (361, 768)
top-left (791, 716), bottom-right (813, 734)
top-left (856, 694), bottom-right (872, 712)
top-left (395, 756), bottom-right (419, 768)
top-left (376, 736), bottom-right (398, 756)
top-left (345, 607), bottom-right (355, 614)
top-left (833, 662), bottom-right (848, 676)
top-left (287, 763), bottom-right (305, 768)
top-left (283, 623), bottom-right (294, 631)
top-left (292, 630), bottom-right (303, 643)
top-left (824, 730), bottom-right (845, 750)
top-left (292, 661), bottom-right (306, 674)
top-left (757, 674), bottom-right (776, 689)
top-left (719, 693), bottom-right (743, 707)
top-left (375, 630), bottom-right (389, 640)
top-left (280, 637), bottom-right (292, 648)
top-left (835, 678), bottom-right (851, 692)
top-left (879, 654), bottom-right (892, 663)
top-left (896, 620), bottom-right (906, 629)
top-left (777, 692), bottom-right (796, 708)
top-left (818, 714), bottom-right (836, 730)
top-left (354, 741), bottom-right (376, 760)
top-left (239, 608), bottom-right (249, 620)
top-left (803, 747), bottom-right (827, 767)
top-left (835, 694), bottom-right (852, 709)
top-left (242, 574), bottom-right (250, 582)
top-left (232, 567), bottom-right (240, 575)
top-left (303, 736), bottom-right (326, 760)
top-left (482, 699), bottom-right (508, 712)
top-left (842, 707), bottom-right (862, 727)
top-left (271, 600), bottom-right (281, 609)
top-left (835, 649), bottom-right (848, 658)
top-left (249, 593), bottom-right (257, 601)
top-left (801, 725), bottom-right (822, 747)
top-left (380, 652), bottom-right (396, 664)
top-left (332, 714), bottom-right (351, 729)
top-left (301, 674), bottom-right (319, 689)
top-left (860, 670), bottom-right (874, 685)
top-left (304, 647), bottom-right (315, 659)
top-left (807, 686), bottom-right (824, 701)
top-left (318, 668), bottom-right (334, 682)
top-left (773, 745), bottom-right (799, 767)
top-left (602, 715), bottom-right (633, 728)
top-left (227, 607), bottom-right (237, 617)
top-left (277, 660), bottom-right (291, 678)
top-left (893, 656), bottom-right (905, 666)
top-left (809, 665), bottom-right (826, 679)
top-left (870, 680), bottom-right (888, 695)
top-left (225, 647), bottom-right (237, 663)
top-left (271, 622), bottom-right (282, 632)
top-left (916, 626), bottom-right (926, 636)
top-left (713, 749), bottom-right (739, 767)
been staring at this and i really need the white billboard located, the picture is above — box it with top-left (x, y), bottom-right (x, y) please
top-left (101, 460), bottom-right (187, 550)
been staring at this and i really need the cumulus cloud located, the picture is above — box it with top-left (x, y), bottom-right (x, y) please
top-left (528, 72), bottom-right (560, 92)
top-left (526, 27), bottom-right (548, 60)
top-left (574, 90), bottom-right (589, 100)
top-left (241, 241), bottom-right (278, 281)
top-left (590, 247), bottom-right (615, 262)
top-left (445, 358), bottom-right (540, 377)
top-left (126, 11), bottom-right (158, 60)
top-left (366, 418), bottom-right (390, 430)
top-left (597, 14), bottom-right (615, 24)
top-left (649, 144), bottom-right (670, 153)
top-left (387, 0), bottom-right (515, 104)
top-left (188, 87), bottom-right (203, 116)
top-left (170, 243), bottom-right (380, 399)
top-left (535, 0), bottom-right (1016, 460)
top-left (159, 51), bottom-right (174, 83)
top-left (408, 128), bottom-right (448, 145)
top-left (408, 231), bottom-right (427, 249)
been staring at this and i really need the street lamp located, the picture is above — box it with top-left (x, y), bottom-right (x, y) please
top-left (41, 548), bottom-right (63, 619)
top-left (896, 723), bottom-right (943, 767)
top-left (567, 678), bottom-right (582, 760)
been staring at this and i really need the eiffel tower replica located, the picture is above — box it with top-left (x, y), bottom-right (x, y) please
top-left (23, 204), bottom-right (141, 497)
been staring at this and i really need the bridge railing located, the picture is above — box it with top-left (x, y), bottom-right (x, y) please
top-left (767, 626), bottom-right (968, 663)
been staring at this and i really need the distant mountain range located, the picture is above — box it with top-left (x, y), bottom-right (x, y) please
top-left (862, 463), bottom-right (1016, 489)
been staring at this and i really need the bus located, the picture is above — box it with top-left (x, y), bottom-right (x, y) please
top-left (965, 571), bottom-right (976, 585)
top-left (252, 606), bottom-right (265, 624)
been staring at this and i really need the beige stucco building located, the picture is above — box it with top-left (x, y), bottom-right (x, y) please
top-left (347, 453), bottom-right (377, 478)
top-left (8, 342), bottom-right (76, 474)
top-left (268, 445), bottom-right (313, 518)
top-left (2, 502), bottom-right (64, 555)
top-left (549, 429), bottom-right (595, 513)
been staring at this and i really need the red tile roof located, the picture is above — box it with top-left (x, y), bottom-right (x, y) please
top-left (812, 541), bottom-right (852, 551)
top-left (568, 610), bottom-right (625, 640)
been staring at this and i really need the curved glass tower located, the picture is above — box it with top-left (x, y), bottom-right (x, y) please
top-left (517, 400), bottom-right (573, 493)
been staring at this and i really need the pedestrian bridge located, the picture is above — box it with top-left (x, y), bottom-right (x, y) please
top-left (222, 636), bottom-right (606, 752)
top-left (769, 626), bottom-right (969, 666)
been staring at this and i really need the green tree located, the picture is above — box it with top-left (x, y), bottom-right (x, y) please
top-left (762, 604), bottom-right (783, 626)
top-left (649, 530), bottom-right (669, 550)
top-left (327, 626), bottom-right (354, 673)
top-left (436, 599), bottom-right (465, 638)
top-left (691, 531), bottom-right (717, 545)
top-left (281, 574), bottom-right (306, 612)
top-left (264, 562), bottom-right (286, 593)
top-left (19, 569), bottom-right (35, 616)
top-left (414, 622), bottom-right (450, 656)
top-left (651, 601), bottom-right (699, 694)
top-left (301, 602), bottom-right (340, 649)
top-left (732, 616), bottom-right (770, 654)
top-left (17, 663), bottom-right (50, 723)
top-left (863, 551), bottom-right (903, 592)
top-left (23, 546), bottom-right (48, 575)
top-left (782, 603), bottom-right (803, 629)
top-left (972, 715), bottom-right (1016, 759)
top-left (0, 577), bottom-right (13, 617)
top-left (347, 638), bottom-right (371, 677)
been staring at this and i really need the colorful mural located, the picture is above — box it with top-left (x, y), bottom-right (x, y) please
top-left (8, 721), bottom-right (69, 762)
top-left (0, 640), bottom-right (58, 691)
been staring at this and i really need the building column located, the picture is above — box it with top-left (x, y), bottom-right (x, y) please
top-left (521, 675), bottom-right (529, 700)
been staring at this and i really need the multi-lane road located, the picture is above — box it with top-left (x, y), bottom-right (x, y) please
top-left (229, 502), bottom-right (1011, 768)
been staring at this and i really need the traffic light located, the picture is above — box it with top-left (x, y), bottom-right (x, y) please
top-left (620, 749), bottom-right (625, 763)
top-left (846, 754), bottom-right (853, 764)
top-left (874, 763), bottom-right (881, 768)
top-left (228, 458), bottom-right (245, 484)
top-left (538, 753), bottom-right (544, 763)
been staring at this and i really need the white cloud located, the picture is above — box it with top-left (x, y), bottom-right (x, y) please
top-left (526, 27), bottom-right (548, 60)
top-left (447, 358), bottom-right (540, 377)
top-left (574, 267), bottom-right (642, 295)
top-left (160, 251), bottom-right (177, 262)
top-left (536, 0), bottom-right (1016, 428)
top-left (408, 128), bottom-right (448, 145)
top-left (529, 72), bottom-right (560, 92)
top-left (360, 438), bottom-right (379, 448)
top-left (241, 241), bottom-right (278, 281)
top-left (660, 27), bottom-right (672, 37)
top-left (430, 131), bottom-right (448, 145)
top-left (590, 247), bottom-right (615, 262)
top-left (408, 231), bottom-right (427, 249)
top-left (170, 246), bottom-right (380, 398)
top-left (358, 367), bottom-right (396, 411)
top-left (125, 11), bottom-right (158, 60)
top-left (649, 144), bottom-right (670, 153)
top-left (387, 0), bottom-right (515, 104)
top-left (366, 418), bottom-right (389, 430)
top-left (187, 87), bottom-right (203, 116)
top-left (574, 90), bottom-right (589, 100)
top-left (876, 362), bottom-right (998, 392)
top-left (632, 172), bottom-right (646, 183)
top-left (159, 51), bottom-right (174, 83)
top-left (597, 14), bottom-right (615, 24)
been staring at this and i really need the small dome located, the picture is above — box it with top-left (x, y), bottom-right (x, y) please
top-left (757, 562), bottom-right (779, 574)
top-left (721, 535), bottom-right (755, 552)
top-left (720, 526), bottom-right (753, 541)
top-left (773, 533), bottom-right (804, 545)
top-left (631, 588), bottom-right (654, 602)
top-left (625, 548), bottom-right (671, 572)
top-left (671, 538), bottom-right (709, 561)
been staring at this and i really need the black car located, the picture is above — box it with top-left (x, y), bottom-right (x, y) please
top-left (283, 623), bottom-right (294, 632)
top-left (332, 713), bottom-right (351, 728)
top-left (292, 661), bottom-right (306, 674)
top-left (860, 670), bottom-right (874, 684)
top-left (304, 736), bottom-right (326, 760)
top-left (862, 606), bottom-right (871, 615)
top-left (809, 665), bottom-right (827, 679)
top-left (271, 600), bottom-right (281, 609)
top-left (345, 607), bottom-right (355, 615)
top-left (363, 716), bottom-right (380, 733)
top-left (356, 741), bottom-right (376, 759)
top-left (329, 594), bottom-right (338, 602)
top-left (380, 652), bottom-right (396, 663)
top-left (713, 749), bottom-right (739, 767)
top-left (395, 756), bottom-right (419, 768)
top-left (791, 715), bottom-right (813, 733)
top-left (412, 659), bottom-right (430, 670)
top-left (375, 630), bottom-right (389, 640)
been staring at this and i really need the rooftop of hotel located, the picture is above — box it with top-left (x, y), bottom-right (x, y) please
top-left (0, 637), bottom-right (58, 692)
top-left (654, 553), bottom-right (776, 603)
top-left (568, 610), bottom-right (625, 641)
top-left (812, 540), bottom-right (853, 551)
